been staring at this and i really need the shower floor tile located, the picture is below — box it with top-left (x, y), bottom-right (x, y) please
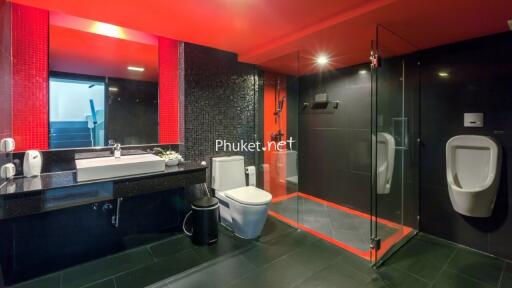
top-left (269, 192), bottom-right (412, 260)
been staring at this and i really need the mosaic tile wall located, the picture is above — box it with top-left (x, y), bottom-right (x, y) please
top-left (183, 43), bottom-right (258, 184)
top-left (158, 37), bottom-right (180, 144)
top-left (0, 0), bottom-right (12, 189)
top-left (11, 3), bottom-right (49, 151)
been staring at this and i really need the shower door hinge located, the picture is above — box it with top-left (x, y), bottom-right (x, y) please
top-left (370, 51), bottom-right (381, 70)
top-left (370, 237), bottom-right (381, 250)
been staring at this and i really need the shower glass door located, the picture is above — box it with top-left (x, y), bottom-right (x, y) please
top-left (371, 25), bottom-right (420, 265)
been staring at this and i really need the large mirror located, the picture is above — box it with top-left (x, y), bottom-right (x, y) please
top-left (48, 12), bottom-right (159, 149)
top-left (10, 9), bottom-right (180, 152)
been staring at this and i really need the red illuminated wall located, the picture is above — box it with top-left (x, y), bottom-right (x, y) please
top-left (263, 72), bottom-right (287, 197)
top-left (11, 3), bottom-right (49, 151)
top-left (158, 37), bottom-right (180, 144)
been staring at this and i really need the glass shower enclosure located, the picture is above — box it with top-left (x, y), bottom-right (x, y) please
top-left (256, 24), bottom-right (420, 266)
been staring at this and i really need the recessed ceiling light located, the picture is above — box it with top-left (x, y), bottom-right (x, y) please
top-left (358, 70), bottom-right (367, 74)
top-left (127, 66), bottom-right (144, 72)
top-left (109, 87), bottom-right (118, 91)
top-left (438, 71), bottom-right (449, 78)
top-left (315, 54), bottom-right (329, 66)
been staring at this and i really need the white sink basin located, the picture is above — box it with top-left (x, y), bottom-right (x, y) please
top-left (75, 154), bottom-right (165, 182)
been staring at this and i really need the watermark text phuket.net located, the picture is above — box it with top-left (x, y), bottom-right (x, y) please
top-left (215, 138), bottom-right (295, 152)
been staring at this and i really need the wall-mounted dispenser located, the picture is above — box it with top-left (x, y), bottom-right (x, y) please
top-left (23, 150), bottom-right (42, 177)
top-left (464, 113), bottom-right (484, 127)
top-left (0, 138), bottom-right (15, 153)
top-left (0, 163), bottom-right (16, 180)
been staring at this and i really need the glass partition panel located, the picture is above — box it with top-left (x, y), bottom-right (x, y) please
top-left (371, 25), bottom-right (420, 265)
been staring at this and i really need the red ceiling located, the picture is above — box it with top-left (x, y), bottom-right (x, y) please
top-left (50, 25), bottom-right (158, 81)
top-left (10, 0), bottom-right (512, 74)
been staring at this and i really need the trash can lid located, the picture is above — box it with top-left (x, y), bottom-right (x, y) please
top-left (192, 197), bottom-right (219, 209)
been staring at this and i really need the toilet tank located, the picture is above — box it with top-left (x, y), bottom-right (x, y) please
top-left (212, 156), bottom-right (246, 191)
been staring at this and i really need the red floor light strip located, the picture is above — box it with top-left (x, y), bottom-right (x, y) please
top-left (269, 192), bottom-right (412, 261)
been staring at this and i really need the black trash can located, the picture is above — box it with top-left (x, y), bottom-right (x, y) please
top-left (188, 197), bottom-right (219, 246)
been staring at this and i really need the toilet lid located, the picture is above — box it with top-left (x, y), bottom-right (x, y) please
top-left (224, 186), bottom-right (272, 205)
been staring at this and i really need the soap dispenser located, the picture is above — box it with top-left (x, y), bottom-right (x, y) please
top-left (23, 150), bottom-right (42, 177)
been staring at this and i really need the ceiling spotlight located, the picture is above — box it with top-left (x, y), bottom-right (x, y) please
top-left (127, 66), bottom-right (144, 72)
top-left (315, 54), bottom-right (329, 66)
top-left (438, 71), bottom-right (449, 78)
top-left (358, 70), bottom-right (367, 74)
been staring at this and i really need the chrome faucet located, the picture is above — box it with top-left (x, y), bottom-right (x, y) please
top-left (113, 143), bottom-right (122, 158)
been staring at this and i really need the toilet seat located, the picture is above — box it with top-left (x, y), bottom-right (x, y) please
top-left (224, 186), bottom-right (272, 206)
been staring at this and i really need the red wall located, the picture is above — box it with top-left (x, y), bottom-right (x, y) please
top-left (263, 72), bottom-right (287, 197)
top-left (11, 3), bottom-right (49, 151)
top-left (158, 37), bottom-right (180, 144)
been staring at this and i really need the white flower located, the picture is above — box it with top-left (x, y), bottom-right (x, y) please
top-left (158, 150), bottom-right (184, 162)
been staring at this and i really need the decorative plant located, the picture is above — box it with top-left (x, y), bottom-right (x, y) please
top-left (153, 148), bottom-right (184, 162)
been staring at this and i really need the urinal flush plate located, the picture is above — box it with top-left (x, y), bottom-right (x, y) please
top-left (464, 113), bottom-right (484, 127)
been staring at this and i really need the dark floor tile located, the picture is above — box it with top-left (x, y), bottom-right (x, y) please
top-left (288, 239), bottom-right (345, 271)
top-left (61, 247), bottom-right (153, 288)
top-left (294, 260), bottom-right (370, 288)
top-left (192, 228), bottom-right (253, 262)
top-left (122, 233), bottom-right (175, 249)
top-left (331, 229), bottom-right (368, 250)
top-left (377, 266), bottom-right (430, 288)
top-left (432, 269), bottom-right (493, 288)
top-left (330, 249), bottom-right (374, 277)
top-left (115, 249), bottom-right (202, 288)
top-left (302, 216), bottom-right (333, 236)
top-left (82, 279), bottom-right (116, 288)
top-left (385, 235), bottom-right (456, 282)
top-left (500, 271), bottom-right (512, 288)
top-left (149, 235), bottom-right (194, 260)
top-left (228, 256), bottom-right (312, 288)
top-left (259, 217), bottom-right (295, 242)
top-left (241, 231), bottom-right (315, 268)
top-left (293, 257), bottom-right (376, 288)
top-left (10, 273), bottom-right (61, 288)
top-left (446, 247), bottom-right (504, 287)
top-left (167, 254), bottom-right (256, 288)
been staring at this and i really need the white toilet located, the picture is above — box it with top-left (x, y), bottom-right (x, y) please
top-left (376, 133), bottom-right (395, 195)
top-left (212, 156), bottom-right (272, 239)
top-left (446, 135), bottom-right (501, 217)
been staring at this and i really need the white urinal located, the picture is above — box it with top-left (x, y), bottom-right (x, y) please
top-left (376, 133), bottom-right (395, 195)
top-left (446, 135), bottom-right (501, 217)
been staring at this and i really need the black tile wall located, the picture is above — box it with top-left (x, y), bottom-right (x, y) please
top-left (0, 0), bottom-right (12, 192)
top-left (419, 32), bottom-right (512, 261)
top-left (299, 64), bottom-right (373, 214)
top-left (106, 77), bottom-right (159, 145)
top-left (183, 43), bottom-right (258, 183)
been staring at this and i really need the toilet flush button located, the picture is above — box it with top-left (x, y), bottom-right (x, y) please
top-left (464, 113), bottom-right (484, 127)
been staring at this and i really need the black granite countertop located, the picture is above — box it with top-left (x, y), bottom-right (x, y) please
top-left (0, 161), bottom-right (207, 198)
